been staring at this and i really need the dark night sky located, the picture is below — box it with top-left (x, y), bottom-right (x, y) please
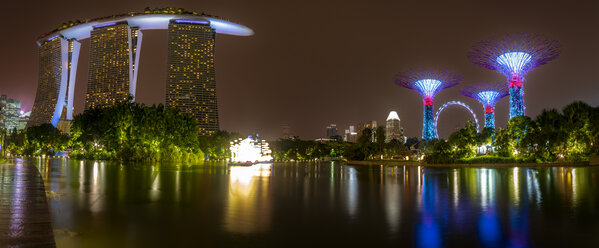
top-left (1, 0), bottom-right (598, 140)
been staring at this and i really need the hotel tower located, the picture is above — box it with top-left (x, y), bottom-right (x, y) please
top-left (27, 9), bottom-right (253, 134)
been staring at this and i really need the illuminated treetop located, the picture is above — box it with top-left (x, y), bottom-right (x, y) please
top-left (460, 82), bottom-right (509, 107)
top-left (468, 33), bottom-right (561, 79)
top-left (394, 69), bottom-right (462, 103)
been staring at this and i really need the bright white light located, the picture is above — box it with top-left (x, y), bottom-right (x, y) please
top-left (476, 91), bottom-right (501, 106)
top-left (386, 111), bottom-right (400, 121)
top-left (414, 79), bottom-right (442, 97)
top-left (496, 52), bottom-right (532, 74)
top-left (230, 137), bottom-right (273, 163)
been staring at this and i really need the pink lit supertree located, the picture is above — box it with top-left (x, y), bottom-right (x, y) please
top-left (395, 69), bottom-right (462, 140)
top-left (460, 82), bottom-right (509, 129)
top-left (468, 33), bottom-right (561, 119)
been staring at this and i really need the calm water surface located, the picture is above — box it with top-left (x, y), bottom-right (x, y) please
top-left (29, 159), bottom-right (599, 247)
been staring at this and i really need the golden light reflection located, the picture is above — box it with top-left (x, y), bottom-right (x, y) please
top-left (511, 167), bottom-right (520, 205)
top-left (554, 167), bottom-right (589, 207)
top-left (224, 163), bottom-right (272, 234)
top-left (384, 166), bottom-right (401, 232)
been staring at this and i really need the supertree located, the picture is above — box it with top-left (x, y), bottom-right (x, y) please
top-left (395, 69), bottom-right (462, 140)
top-left (460, 82), bottom-right (509, 129)
top-left (468, 33), bottom-right (561, 119)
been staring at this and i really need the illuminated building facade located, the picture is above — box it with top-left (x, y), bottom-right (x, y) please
top-left (468, 33), bottom-right (560, 119)
top-left (357, 121), bottom-right (377, 135)
top-left (460, 83), bottom-right (508, 129)
top-left (28, 9), bottom-right (253, 131)
top-left (357, 120), bottom-right (377, 142)
top-left (86, 22), bottom-right (142, 109)
top-left (28, 37), bottom-right (80, 128)
top-left (326, 124), bottom-right (338, 138)
top-left (385, 111), bottom-right (403, 143)
top-left (344, 125), bottom-right (358, 143)
top-left (166, 20), bottom-right (218, 136)
top-left (395, 69), bottom-right (462, 140)
top-left (0, 95), bottom-right (26, 131)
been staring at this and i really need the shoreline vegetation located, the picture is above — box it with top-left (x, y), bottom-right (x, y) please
top-left (4, 99), bottom-right (240, 162)
top-left (2, 100), bottom-right (597, 164)
top-left (269, 101), bottom-right (598, 165)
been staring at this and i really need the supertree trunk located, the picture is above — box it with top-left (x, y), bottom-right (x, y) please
top-left (484, 112), bottom-right (495, 129)
top-left (484, 105), bottom-right (495, 129)
top-left (423, 104), bottom-right (435, 140)
top-left (509, 78), bottom-right (525, 119)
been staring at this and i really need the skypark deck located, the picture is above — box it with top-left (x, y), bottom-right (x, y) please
top-left (37, 12), bottom-right (253, 45)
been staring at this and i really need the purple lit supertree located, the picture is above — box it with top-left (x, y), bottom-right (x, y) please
top-left (468, 33), bottom-right (561, 119)
top-left (395, 69), bottom-right (462, 140)
top-left (460, 82), bottom-right (509, 129)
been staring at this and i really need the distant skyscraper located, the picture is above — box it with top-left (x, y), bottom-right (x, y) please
top-left (281, 124), bottom-right (291, 139)
top-left (1, 95), bottom-right (28, 131)
top-left (326, 124), bottom-right (338, 137)
top-left (86, 22), bottom-right (142, 109)
top-left (166, 19), bottom-right (218, 136)
top-left (385, 111), bottom-right (402, 143)
top-left (357, 121), bottom-right (377, 135)
top-left (356, 120), bottom-right (377, 142)
top-left (344, 125), bottom-right (358, 143)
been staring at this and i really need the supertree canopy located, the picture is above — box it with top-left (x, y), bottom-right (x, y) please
top-left (468, 33), bottom-right (561, 119)
top-left (395, 69), bottom-right (462, 140)
top-left (460, 82), bottom-right (509, 129)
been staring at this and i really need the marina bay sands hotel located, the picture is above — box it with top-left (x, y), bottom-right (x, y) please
top-left (29, 8), bottom-right (253, 135)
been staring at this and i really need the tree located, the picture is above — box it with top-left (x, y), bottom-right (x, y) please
top-left (447, 120), bottom-right (477, 159)
top-left (531, 109), bottom-right (564, 161)
top-left (69, 100), bottom-right (203, 161)
top-left (495, 116), bottom-right (535, 158)
top-left (560, 101), bottom-right (598, 160)
top-left (384, 139), bottom-right (408, 159)
top-left (424, 139), bottom-right (453, 163)
top-left (375, 126), bottom-right (386, 158)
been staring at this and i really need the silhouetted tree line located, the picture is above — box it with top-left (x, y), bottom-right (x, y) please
top-left (270, 126), bottom-right (413, 161)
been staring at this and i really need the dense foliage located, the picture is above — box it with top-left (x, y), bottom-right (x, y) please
top-left (5, 100), bottom-right (596, 164)
top-left (425, 101), bottom-right (599, 163)
top-left (198, 131), bottom-right (243, 160)
top-left (5, 101), bottom-right (220, 162)
top-left (69, 101), bottom-right (204, 161)
top-left (5, 124), bottom-right (69, 156)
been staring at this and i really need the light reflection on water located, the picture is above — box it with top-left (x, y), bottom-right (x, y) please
top-left (31, 159), bottom-right (599, 247)
top-left (225, 163), bottom-right (272, 234)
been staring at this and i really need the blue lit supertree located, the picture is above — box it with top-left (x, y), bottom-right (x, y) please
top-left (460, 82), bottom-right (508, 129)
top-left (468, 33), bottom-right (561, 119)
top-left (395, 69), bottom-right (462, 140)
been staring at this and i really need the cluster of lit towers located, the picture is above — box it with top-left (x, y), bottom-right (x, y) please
top-left (28, 9), bottom-right (253, 135)
top-left (396, 33), bottom-right (561, 140)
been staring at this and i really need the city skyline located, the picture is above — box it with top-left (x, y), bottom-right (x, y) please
top-left (1, 0), bottom-right (598, 140)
